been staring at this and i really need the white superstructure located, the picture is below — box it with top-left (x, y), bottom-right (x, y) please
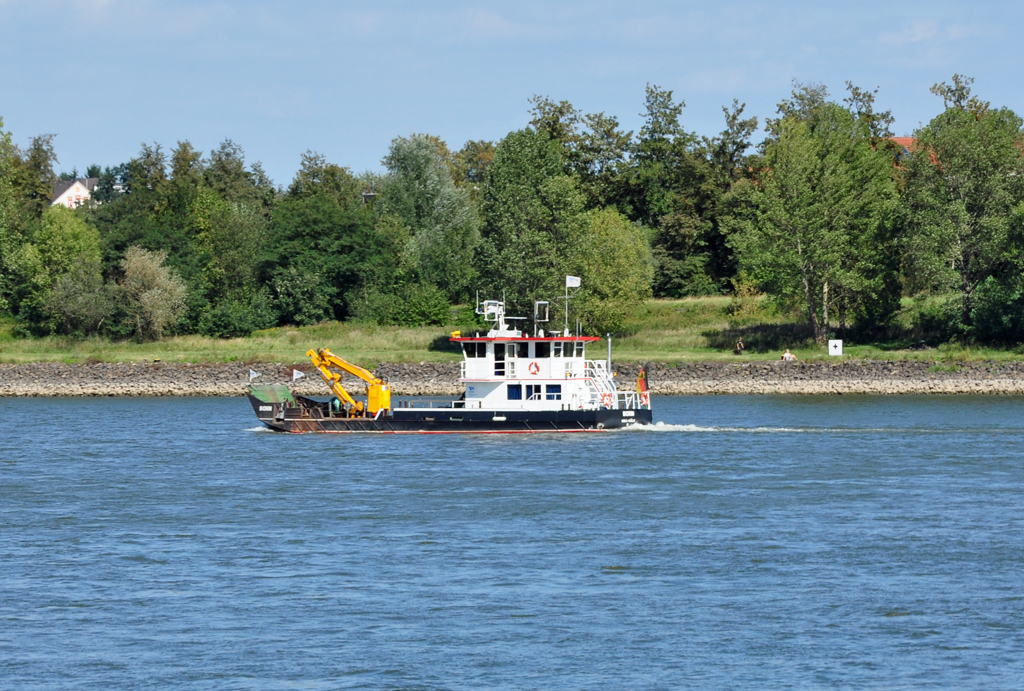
top-left (451, 300), bottom-right (649, 413)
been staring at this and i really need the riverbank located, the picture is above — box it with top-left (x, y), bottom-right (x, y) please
top-left (5, 297), bottom-right (1022, 366)
top-left (4, 359), bottom-right (1024, 396)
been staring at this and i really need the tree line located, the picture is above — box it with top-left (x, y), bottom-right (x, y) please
top-left (2, 74), bottom-right (1024, 346)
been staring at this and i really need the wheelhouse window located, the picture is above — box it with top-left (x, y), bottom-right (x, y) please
top-left (545, 384), bottom-right (562, 400)
top-left (507, 384), bottom-right (523, 400)
top-left (535, 342), bottom-right (550, 358)
top-left (550, 341), bottom-right (573, 357)
top-left (463, 342), bottom-right (486, 358)
top-left (575, 342), bottom-right (585, 357)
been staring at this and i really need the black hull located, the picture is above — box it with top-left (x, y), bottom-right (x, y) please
top-left (249, 395), bottom-right (651, 434)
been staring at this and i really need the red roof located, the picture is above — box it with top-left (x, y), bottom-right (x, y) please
top-left (451, 336), bottom-right (600, 343)
top-left (891, 137), bottom-right (915, 149)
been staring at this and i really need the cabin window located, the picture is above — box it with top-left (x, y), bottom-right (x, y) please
top-left (550, 341), bottom-right (572, 357)
top-left (575, 342), bottom-right (585, 357)
top-left (507, 343), bottom-right (519, 358)
top-left (535, 342), bottom-right (550, 358)
top-left (507, 384), bottom-right (522, 400)
top-left (526, 384), bottom-right (540, 400)
top-left (462, 342), bottom-right (486, 358)
top-left (545, 384), bottom-right (562, 400)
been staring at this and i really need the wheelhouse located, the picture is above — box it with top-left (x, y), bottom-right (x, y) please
top-left (450, 299), bottom-right (648, 412)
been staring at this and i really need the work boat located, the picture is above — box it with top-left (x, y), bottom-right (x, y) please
top-left (248, 299), bottom-right (653, 434)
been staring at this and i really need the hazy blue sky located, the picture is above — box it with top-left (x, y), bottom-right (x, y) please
top-left (2, 0), bottom-right (1022, 185)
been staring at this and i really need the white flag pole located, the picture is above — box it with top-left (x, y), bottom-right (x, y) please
top-left (564, 276), bottom-right (581, 336)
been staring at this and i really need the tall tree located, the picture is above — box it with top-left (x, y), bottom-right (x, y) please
top-left (479, 128), bottom-right (652, 331)
top-left (5, 134), bottom-right (60, 230)
top-left (264, 192), bottom-right (379, 324)
top-left (287, 150), bottom-right (362, 207)
top-left (378, 134), bottom-right (481, 299)
top-left (450, 140), bottom-right (496, 193)
top-left (15, 205), bottom-right (105, 330)
top-left (902, 76), bottom-right (1024, 332)
top-left (0, 117), bottom-right (16, 311)
top-left (477, 128), bottom-right (570, 315)
top-left (731, 86), bottom-right (899, 343)
top-left (527, 95), bottom-right (632, 209)
top-left (569, 208), bottom-right (653, 333)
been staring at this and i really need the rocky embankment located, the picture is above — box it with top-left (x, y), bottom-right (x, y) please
top-left (2, 359), bottom-right (1024, 397)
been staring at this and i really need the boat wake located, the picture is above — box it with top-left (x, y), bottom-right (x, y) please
top-left (245, 426), bottom-right (274, 433)
top-left (622, 422), bottom-right (882, 434)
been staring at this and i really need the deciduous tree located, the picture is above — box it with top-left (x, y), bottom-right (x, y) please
top-left (902, 76), bottom-right (1024, 333)
top-left (731, 86), bottom-right (898, 343)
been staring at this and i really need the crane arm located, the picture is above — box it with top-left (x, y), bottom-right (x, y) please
top-left (306, 348), bottom-right (365, 413)
top-left (314, 348), bottom-right (383, 385)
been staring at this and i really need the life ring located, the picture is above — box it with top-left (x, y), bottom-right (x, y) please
top-left (601, 393), bottom-right (613, 407)
top-left (640, 392), bottom-right (650, 406)
top-left (528, 361), bottom-right (540, 375)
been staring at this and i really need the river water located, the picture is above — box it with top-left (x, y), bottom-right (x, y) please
top-left (2, 395), bottom-right (1023, 689)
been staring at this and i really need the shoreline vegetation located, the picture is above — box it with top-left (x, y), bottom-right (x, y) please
top-left (6, 76), bottom-right (1024, 365)
top-left (4, 297), bottom-right (1024, 397)
top-left (3, 297), bottom-right (1024, 367)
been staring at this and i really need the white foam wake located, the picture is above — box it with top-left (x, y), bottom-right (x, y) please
top-left (244, 426), bottom-right (274, 433)
top-left (621, 422), bottom-right (878, 433)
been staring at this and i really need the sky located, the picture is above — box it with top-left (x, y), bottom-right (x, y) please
top-left (2, 0), bottom-right (1023, 186)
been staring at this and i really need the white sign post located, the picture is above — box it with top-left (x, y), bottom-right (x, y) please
top-left (828, 339), bottom-right (843, 356)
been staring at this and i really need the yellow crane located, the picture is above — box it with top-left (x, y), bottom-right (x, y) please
top-left (306, 348), bottom-right (391, 417)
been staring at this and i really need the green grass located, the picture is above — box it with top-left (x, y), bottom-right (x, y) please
top-left (0, 320), bottom-right (461, 366)
top-left (2, 296), bottom-right (1023, 365)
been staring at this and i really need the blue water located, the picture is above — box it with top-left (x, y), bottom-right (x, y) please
top-left (2, 395), bottom-right (1024, 689)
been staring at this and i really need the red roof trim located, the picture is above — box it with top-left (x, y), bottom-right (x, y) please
top-left (451, 336), bottom-right (601, 343)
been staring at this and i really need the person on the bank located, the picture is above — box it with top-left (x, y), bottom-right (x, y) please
top-left (782, 349), bottom-right (797, 361)
top-left (734, 338), bottom-right (745, 355)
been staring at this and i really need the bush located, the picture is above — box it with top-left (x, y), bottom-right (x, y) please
top-left (198, 290), bottom-right (278, 338)
top-left (119, 246), bottom-right (188, 340)
top-left (349, 282), bottom-right (450, 326)
top-left (272, 267), bottom-right (334, 326)
top-left (970, 276), bottom-right (1024, 345)
top-left (43, 261), bottom-right (115, 336)
top-left (198, 300), bottom-right (255, 338)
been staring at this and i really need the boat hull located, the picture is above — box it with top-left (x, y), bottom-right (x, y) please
top-left (249, 395), bottom-right (651, 434)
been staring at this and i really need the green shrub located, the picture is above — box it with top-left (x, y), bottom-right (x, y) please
top-left (198, 301), bottom-right (255, 338)
top-left (272, 267), bottom-right (334, 326)
top-left (349, 282), bottom-right (449, 326)
top-left (198, 290), bottom-right (278, 339)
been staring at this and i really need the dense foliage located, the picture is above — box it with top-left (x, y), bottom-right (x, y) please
top-left (3, 74), bottom-right (1024, 346)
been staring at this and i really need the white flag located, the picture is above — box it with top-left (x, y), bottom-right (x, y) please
top-left (249, 369), bottom-right (261, 381)
top-left (566, 275), bottom-right (581, 288)
top-left (292, 369), bottom-right (306, 381)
